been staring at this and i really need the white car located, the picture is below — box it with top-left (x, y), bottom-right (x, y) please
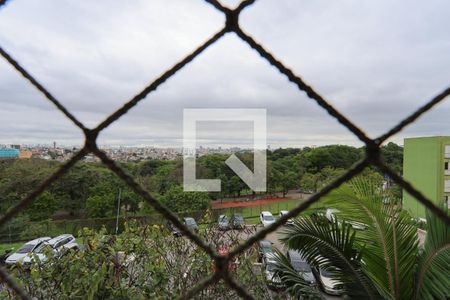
top-left (279, 210), bottom-right (294, 226)
top-left (325, 208), bottom-right (366, 230)
top-left (260, 211), bottom-right (276, 227)
top-left (318, 266), bottom-right (344, 295)
top-left (5, 237), bottom-right (51, 265)
top-left (325, 208), bottom-right (340, 223)
top-left (263, 253), bottom-right (282, 289)
top-left (22, 234), bottom-right (78, 265)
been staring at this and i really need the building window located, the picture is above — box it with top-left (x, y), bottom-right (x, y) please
top-left (445, 145), bottom-right (450, 158)
top-left (445, 180), bottom-right (450, 193)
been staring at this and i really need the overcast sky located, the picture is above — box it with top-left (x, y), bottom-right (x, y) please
top-left (1, 0), bottom-right (449, 148)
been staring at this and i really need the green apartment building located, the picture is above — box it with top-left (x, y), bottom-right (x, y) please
top-left (403, 136), bottom-right (450, 218)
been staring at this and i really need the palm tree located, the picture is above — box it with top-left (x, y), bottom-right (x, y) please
top-left (275, 178), bottom-right (450, 299)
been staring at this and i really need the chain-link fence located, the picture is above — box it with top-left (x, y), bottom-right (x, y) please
top-left (0, 0), bottom-right (449, 299)
top-left (0, 200), bottom-right (299, 244)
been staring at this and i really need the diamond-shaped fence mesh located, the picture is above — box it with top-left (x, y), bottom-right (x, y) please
top-left (0, 0), bottom-right (449, 299)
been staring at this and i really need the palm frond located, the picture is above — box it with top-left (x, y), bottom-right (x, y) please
top-left (414, 205), bottom-right (450, 300)
top-left (273, 250), bottom-right (324, 300)
top-left (316, 177), bottom-right (419, 299)
top-left (281, 215), bottom-right (379, 299)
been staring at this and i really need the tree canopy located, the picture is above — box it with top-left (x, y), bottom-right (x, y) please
top-left (0, 143), bottom-right (403, 221)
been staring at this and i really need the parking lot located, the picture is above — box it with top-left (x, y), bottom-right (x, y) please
top-left (237, 222), bottom-right (342, 300)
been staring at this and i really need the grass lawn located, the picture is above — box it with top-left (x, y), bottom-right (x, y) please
top-left (0, 199), bottom-right (317, 248)
top-left (221, 198), bottom-right (303, 219)
top-left (234, 198), bottom-right (323, 225)
top-left (244, 216), bottom-right (260, 225)
top-left (0, 242), bottom-right (23, 255)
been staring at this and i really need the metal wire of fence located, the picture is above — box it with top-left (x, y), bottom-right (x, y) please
top-left (0, 0), bottom-right (449, 299)
top-left (0, 203), bottom-right (293, 244)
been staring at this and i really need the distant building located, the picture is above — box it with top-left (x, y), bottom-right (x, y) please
top-left (403, 136), bottom-right (450, 218)
top-left (0, 148), bottom-right (20, 159)
top-left (19, 150), bottom-right (33, 159)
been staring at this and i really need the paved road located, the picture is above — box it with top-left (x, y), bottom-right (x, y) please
top-left (239, 223), bottom-right (428, 299)
top-left (240, 224), bottom-right (341, 299)
top-left (265, 226), bottom-right (342, 300)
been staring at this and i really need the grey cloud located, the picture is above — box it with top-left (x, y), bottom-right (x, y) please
top-left (1, 0), bottom-right (449, 147)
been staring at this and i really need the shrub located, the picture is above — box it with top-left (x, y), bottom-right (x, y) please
top-left (3, 222), bottom-right (271, 299)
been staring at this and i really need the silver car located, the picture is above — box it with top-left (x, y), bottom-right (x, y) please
top-left (287, 250), bottom-right (316, 286)
top-left (317, 266), bottom-right (344, 295)
top-left (263, 254), bottom-right (282, 289)
top-left (279, 210), bottom-right (294, 226)
top-left (260, 211), bottom-right (276, 227)
top-left (5, 237), bottom-right (51, 265)
top-left (22, 234), bottom-right (78, 265)
top-left (218, 215), bottom-right (230, 231)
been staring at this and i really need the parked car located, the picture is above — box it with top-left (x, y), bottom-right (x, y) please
top-left (230, 213), bottom-right (245, 229)
top-left (257, 239), bottom-right (274, 263)
top-left (218, 215), bottom-right (230, 231)
top-left (5, 237), bottom-right (50, 266)
top-left (279, 210), bottom-right (294, 226)
top-left (325, 208), bottom-right (340, 223)
top-left (310, 210), bottom-right (328, 225)
top-left (167, 221), bottom-right (182, 237)
top-left (316, 266), bottom-right (344, 295)
top-left (22, 234), bottom-right (78, 265)
top-left (183, 217), bottom-right (199, 232)
top-left (263, 252), bottom-right (282, 289)
top-left (260, 211), bottom-right (276, 227)
top-left (286, 250), bottom-right (316, 286)
top-left (325, 208), bottom-right (366, 230)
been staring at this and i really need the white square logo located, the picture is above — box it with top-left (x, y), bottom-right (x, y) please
top-left (183, 108), bottom-right (267, 192)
